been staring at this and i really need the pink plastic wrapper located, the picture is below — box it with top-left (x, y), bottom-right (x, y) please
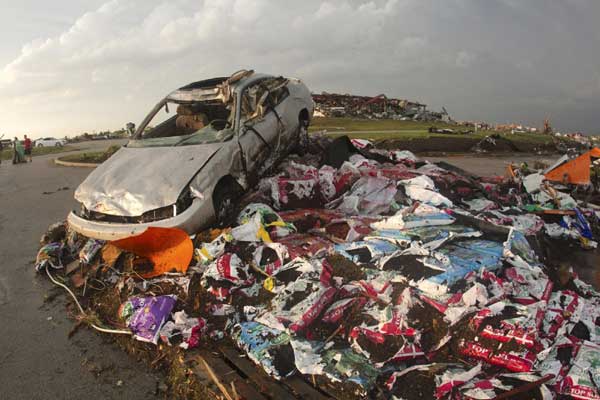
top-left (325, 218), bottom-right (374, 242)
top-left (207, 286), bottom-right (230, 301)
top-left (275, 233), bottom-right (333, 260)
top-left (289, 286), bottom-right (338, 333)
top-left (350, 138), bottom-right (372, 149)
top-left (322, 297), bottom-right (366, 324)
top-left (253, 243), bottom-right (289, 276)
top-left (435, 364), bottom-right (482, 399)
top-left (272, 175), bottom-right (321, 210)
top-left (472, 305), bottom-right (543, 349)
top-left (419, 294), bottom-right (448, 313)
top-left (543, 290), bottom-right (580, 339)
top-left (205, 253), bottom-right (255, 287)
top-left (505, 266), bottom-right (554, 305)
top-left (379, 308), bottom-right (418, 337)
top-left (459, 340), bottom-right (536, 372)
top-left (387, 343), bottom-right (424, 362)
top-left (560, 341), bottom-right (600, 399)
top-left (159, 311), bottom-right (207, 350)
top-left (349, 326), bottom-right (386, 344)
top-left (318, 163), bottom-right (360, 202)
top-left (357, 279), bottom-right (392, 304)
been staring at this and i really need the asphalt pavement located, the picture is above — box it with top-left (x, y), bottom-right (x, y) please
top-left (0, 143), bottom-right (162, 400)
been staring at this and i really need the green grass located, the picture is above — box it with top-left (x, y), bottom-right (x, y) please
top-left (309, 117), bottom-right (556, 145)
top-left (309, 117), bottom-right (457, 132)
top-left (59, 151), bottom-right (106, 164)
top-left (0, 144), bottom-right (79, 161)
top-left (58, 145), bottom-right (121, 164)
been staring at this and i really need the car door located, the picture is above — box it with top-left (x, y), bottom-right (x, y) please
top-left (236, 78), bottom-right (288, 181)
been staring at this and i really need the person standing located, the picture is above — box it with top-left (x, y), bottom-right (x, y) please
top-left (12, 137), bottom-right (25, 164)
top-left (24, 134), bottom-right (32, 162)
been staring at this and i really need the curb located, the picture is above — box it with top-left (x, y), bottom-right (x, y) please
top-left (54, 157), bottom-right (100, 168)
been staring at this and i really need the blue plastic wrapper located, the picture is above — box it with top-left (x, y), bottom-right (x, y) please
top-left (424, 239), bottom-right (503, 287)
top-left (335, 239), bottom-right (399, 263)
top-left (321, 348), bottom-right (380, 393)
top-left (574, 208), bottom-right (593, 239)
top-left (233, 322), bottom-right (294, 379)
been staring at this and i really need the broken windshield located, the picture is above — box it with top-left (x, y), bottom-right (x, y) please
top-left (128, 121), bottom-right (234, 148)
top-left (137, 99), bottom-right (233, 141)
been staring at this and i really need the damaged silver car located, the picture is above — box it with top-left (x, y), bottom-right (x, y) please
top-left (68, 70), bottom-right (314, 240)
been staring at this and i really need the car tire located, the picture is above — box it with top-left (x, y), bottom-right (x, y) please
top-left (55, 143), bottom-right (61, 147)
top-left (294, 112), bottom-right (310, 155)
top-left (213, 177), bottom-right (244, 226)
top-left (38, 144), bottom-right (44, 147)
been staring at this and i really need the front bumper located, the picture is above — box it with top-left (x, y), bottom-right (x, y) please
top-left (67, 199), bottom-right (214, 241)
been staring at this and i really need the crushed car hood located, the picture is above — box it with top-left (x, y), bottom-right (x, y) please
top-left (75, 144), bottom-right (222, 217)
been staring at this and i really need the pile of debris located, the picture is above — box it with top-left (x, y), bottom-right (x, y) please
top-left (312, 92), bottom-right (450, 122)
top-left (37, 136), bottom-right (600, 399)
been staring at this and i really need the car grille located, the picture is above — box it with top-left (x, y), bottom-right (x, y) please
top-left (79, 205), bottom-right (176, 224)
top-left (77, 190), bottom-right (193, 224)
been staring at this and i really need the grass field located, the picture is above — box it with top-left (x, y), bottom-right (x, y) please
top-left (58, 145), bottom-right (121, 164)
top-left (0, 144), bottom-right (80, 161)
top-left (309, 117), bottom-right (555, 146)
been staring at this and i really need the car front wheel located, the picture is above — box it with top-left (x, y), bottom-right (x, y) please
top-left (213, 178), bottom-right (244, 227)
top-left (37, 144), bottom-right (44, 147)
top-left (294, 117), bottom-right (309, 155)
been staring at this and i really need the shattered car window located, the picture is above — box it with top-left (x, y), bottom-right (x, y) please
top-left (141, 101), bottom-right (232, 140)
top-left (175, 124), bottom-right (234, 146)
top-left (131, 100), bottom-right (234, 147)
top-left (240, 77), bottom-right (289, 123)
top-left (129, 123), bottom-right (234, 148)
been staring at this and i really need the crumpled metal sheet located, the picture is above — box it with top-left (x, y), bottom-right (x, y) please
top-left (75, 144), bottom-right (222, 216)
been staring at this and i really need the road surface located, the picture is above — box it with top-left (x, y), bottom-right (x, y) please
top-left (0, 142), bottom-right (162, 400)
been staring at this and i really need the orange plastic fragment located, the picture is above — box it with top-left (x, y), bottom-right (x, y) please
top-left (111, 227), bottom-right (193, 278)
top-left (588, 147), bottom-right (600, 158)
top-left (544, 152), bottom-right (591, 185)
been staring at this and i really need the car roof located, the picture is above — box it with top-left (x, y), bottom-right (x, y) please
top-left (177, 77), bottom-right (228, 90)
top-left (166, 72), bottom-right (274, 103)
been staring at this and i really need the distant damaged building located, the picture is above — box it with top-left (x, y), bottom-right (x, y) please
top-left (312, 92), bottom-right (450, 122)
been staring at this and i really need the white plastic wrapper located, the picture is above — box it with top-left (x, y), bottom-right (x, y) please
top-left (371, 204), bottom-right (455, 230)
top-left (404, 185), bottom-right (453, 207)
top-left (435, 364), bottom-right (482, 398)
top-left (290, 339), bottom-right (325, 375)
top-left (159, 311), bottom-right (206, 350)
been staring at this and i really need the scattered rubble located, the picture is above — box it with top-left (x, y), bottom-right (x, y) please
top-left (313, 92), bottom-right (450, 122)
top-left (36, 135), bottom-right (600, 399)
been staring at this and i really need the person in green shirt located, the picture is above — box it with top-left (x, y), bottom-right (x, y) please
top-left (12, 137), bottom-right (25, 164)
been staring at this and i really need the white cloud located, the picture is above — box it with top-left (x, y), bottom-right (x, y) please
top-left (0, 0), bottom-right (599, 137)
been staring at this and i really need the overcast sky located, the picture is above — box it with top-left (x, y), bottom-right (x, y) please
top-left (1, 0), bottom-right (599, 138)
